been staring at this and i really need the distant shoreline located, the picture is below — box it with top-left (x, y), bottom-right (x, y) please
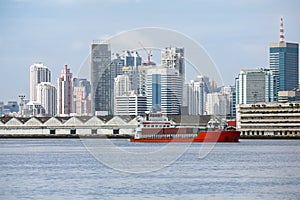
top-left (0, 134), bottom-right (133, 139)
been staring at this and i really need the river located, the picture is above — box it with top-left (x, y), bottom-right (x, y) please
top-left (0, 139), bottom-right (299, 199)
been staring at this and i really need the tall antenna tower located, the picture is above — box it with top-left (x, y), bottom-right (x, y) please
top-left (280, 16), bottom-right (285, 43)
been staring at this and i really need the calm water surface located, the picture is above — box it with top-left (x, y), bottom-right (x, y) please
top-left (0, 139), bottom-right (299, 199)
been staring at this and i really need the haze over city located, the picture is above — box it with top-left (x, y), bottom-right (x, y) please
top-left (0, 0), bottom-right (299, 101)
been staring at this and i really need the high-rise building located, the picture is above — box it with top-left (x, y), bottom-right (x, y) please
top-left (36, 82), bottom-right (57, 116)
top-left (114, 75), bottom-right (131, 97)
top-left (123, 51), bottom-right (142, 95)
top-left (161, 47), bottom-right (185, 77)
top-left (90, 41), bottom-right (112, 116)
top-left (185, 76), bottom-right (208, 115)
top-left (122, 65), bottom-right (152, 96)
top-left (206, 92), bottom-right (229, 116)
top-left (124, 51), bottom-right (142, 67)
top-left (73, 78), bottom-right (91, 98)
top-left (114, 74), bottom-right (147, 116)
top-left (29, 63), bottom-right (51, 101)
top-left (110, 54), bottom-right (125, 114)
top-left (161, 47), bottom-right (185, 114)
top-left (57, 64), bottom-right (73, 115)
top-left (269, 17), bottom-right (299, 95)
top-left (220, 86), bottom-right (236, 118)
top-left (73, 78), bottom-right (91, 116)
top-left (235, 68), bottom-right (275, 104)
top-left (146, 66), bottom-right (182, 115)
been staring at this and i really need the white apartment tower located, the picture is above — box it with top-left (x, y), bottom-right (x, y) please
top-left (114, 74), bottom-right (131, 97)
top-left (36, 82), bottom-right (57, 116)
top-left (186, 76), bottom-right (209, 115)
top-left (30, 63), bottom-right (51, 101)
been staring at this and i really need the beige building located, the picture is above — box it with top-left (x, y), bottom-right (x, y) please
top-left (236, 102), bottom-right (300, 136)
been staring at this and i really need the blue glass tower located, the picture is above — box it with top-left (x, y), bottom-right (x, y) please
top-left (269, 17), bottom-right (299, 96)
top-left (270, 42), bottom-right (299, 91)
top-left (151, 74), bottom-right (161, 112)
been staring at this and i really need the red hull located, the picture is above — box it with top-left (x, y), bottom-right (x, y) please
top-left (130, 130), bottom-right (240, 143)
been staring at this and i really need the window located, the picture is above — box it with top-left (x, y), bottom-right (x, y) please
top-left (91, 129), bottom-right (97, 134)
top-left (70, 129), bottom-right (76, 134)
top-left (50, 129), bottom-right (56, 134)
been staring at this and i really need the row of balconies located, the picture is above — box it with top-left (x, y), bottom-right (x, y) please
top-left (239, 119), bottom-right (300, 123)
top-left (238, 103), bottom-right (300, 109)
top-left (239, 127), bottom-right (300, 131)
top-left (239, 109), bottom-right (300, 113)
top-left (239, 113), bottom-right (300, 117)
top-left (240, 130), bottom-right (300, 136)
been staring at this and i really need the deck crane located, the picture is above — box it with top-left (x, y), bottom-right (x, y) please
top-left (139, 42), bottom-right (152, 65)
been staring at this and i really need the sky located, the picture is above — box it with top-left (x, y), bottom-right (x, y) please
top-left (0, 0), bottom-right (299, 102)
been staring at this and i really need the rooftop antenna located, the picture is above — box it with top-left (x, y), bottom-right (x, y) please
top-left (280, 16), bottom-right (285, 43)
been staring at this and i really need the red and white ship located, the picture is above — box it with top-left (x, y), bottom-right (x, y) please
top-left (130, 112), bottom-right (240, 143)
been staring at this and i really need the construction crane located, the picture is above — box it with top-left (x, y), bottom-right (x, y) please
top-left (139, 42), bottom-right (152, 65)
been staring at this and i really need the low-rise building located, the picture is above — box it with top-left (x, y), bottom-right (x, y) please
top-left (236, 102), bottom-right (300, 136)
top-left (278, 90), bottom-right (300, 103)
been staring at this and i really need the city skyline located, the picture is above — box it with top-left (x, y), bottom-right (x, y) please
top-left (0, 0), bottom-right (299, 101)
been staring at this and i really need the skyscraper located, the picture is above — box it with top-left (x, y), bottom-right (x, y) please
top-left (269, 17), bottom-right (299, 95)
top-left (57, 64), bottom-right (73, 115)
top-left (146, 66), bottom-right (182, 115)
top-left (161, 47), bottom-right (185, 113)
top-left (36, 82), bottom-right (57, 116)
top-left (90, 41), bottom-right (112, 116)
top-left (235, 68), bottom-right (275, 104)
top-left (29, 63), bottom-right (51, 102)
top-left (123, 51), bottom-right (142, 95)
top-left (161, 47), bottom-right (185, 77)
top-left (114, 74), bottom-right (131, 97)
top-left (221, 86), bottom-right (236, 118)
top-left (185, 76), bottom-right (209, 115)
top-left (206, 92), bottom-right (229, 116)
top-left (114, 74), bottom-right (147, 116)
top-left (124, 50), bottom-right (142, 67)
top-left (110, 54), bottom-right (125, 114)
top-left (73, 78), bottom-right (91, 116)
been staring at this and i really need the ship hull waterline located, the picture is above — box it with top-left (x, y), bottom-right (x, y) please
top-left (130, 130), bottom-right (240, 143)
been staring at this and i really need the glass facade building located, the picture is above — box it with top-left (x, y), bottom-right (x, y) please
top-left (269, 42), bottom-right (299, 93)
top-left (90, 42), bottom-right (112, 115)
top-left (146, 67), bottom-right (182, 115)
top-left (235, 69), bottom-right (275, 105)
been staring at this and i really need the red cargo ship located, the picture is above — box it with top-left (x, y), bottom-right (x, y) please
top-left (130, 112), bottom-right (240, 143)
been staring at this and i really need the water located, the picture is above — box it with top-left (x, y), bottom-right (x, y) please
top-left (0, 139), bottom-right (300, 199)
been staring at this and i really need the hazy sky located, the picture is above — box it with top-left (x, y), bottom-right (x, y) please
top-left (0, 0), bottom-right (299, 102)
